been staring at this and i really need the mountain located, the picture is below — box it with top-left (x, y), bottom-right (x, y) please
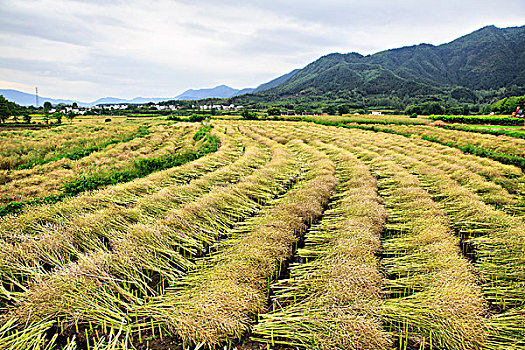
top-left (0, 89), bottom-right (89, 107)
top-left (231, 69), bottom-right (300, 97)
top-left (173, 73), bottom-right (301, 100)
top-left (174, 85), bottom-right (240, 100)
top-left (237, 25), bottom-right (525, 105)
top-left (89, 96), bottom-right (172, 105)
top-left (1, 68), bottom-right (301, 106)
top-left (252, 69), bottom-right (300, 93)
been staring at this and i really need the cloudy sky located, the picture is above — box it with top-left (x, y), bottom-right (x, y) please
top-left (1, 0), bottom-right (524, 102)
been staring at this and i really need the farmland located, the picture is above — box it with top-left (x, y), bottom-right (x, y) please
top-left (0, 116), bottom-right (524, 350)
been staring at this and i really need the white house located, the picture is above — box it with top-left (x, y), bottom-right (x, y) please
top-left (370, 111), bottom-right (382, 116)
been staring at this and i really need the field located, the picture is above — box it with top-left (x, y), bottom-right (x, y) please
top-left (0, 116), bottom-right (524, 350)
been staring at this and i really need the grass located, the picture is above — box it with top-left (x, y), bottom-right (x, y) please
top-left (15, 125), bottom-right (151, 170)
top-left (429, 115), bottom-right (525, 126)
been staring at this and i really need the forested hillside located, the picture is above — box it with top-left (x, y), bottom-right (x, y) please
top-left (231, 25), bottom-right (525, 113)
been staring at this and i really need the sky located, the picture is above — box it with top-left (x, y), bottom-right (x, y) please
top-left (0, 0), bottom-right (524, 102)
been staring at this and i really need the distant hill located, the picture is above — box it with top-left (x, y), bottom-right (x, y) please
top-left (90, 96), bottom-right (173, 105)
top-left (0, 89), bottom-right (88, 107)
top-left (1, 70), bottom-right (298, 106)
top-left (234, 25), bottom-right (525, 107)
top-left (174, 85), bottom-right (240, 100)
top-left (175, 71), bottom-right (299, 99)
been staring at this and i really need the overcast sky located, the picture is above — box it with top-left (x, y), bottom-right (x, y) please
top-left (1, 0), bottom-right (524, 102)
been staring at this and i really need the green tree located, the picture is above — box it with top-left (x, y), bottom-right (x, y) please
top-left (54, 112), bottom-right (63, 124)
top-left (66, 112), bottom-right (75, 124)
top-left (267, 107), bottom-right (281, 116)
top-left (43, 101), bottom-right (52, 111)
top-left (0, 96), bottom-right (9, 123)
top-left (324, 105), bottom-right (337, 115)
top-left (337, 104), bottom-right (350, 115)
top-left (295, 105), bottom-right (306, 115)
top-left (462, 104), bottom-right (470, 115)
top-left (43, 113), bottom-right (50, 125)
top-left (23, 113), bottom-right (32, 124)
top-left (241, 109), bottom-right (257, 120)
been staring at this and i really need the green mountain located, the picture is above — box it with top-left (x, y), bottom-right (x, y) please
top-left (232, 25), bottom-right (525, 111)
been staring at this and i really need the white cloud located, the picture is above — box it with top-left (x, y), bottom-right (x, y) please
top-left (0, 0), bottom-right (524, 101)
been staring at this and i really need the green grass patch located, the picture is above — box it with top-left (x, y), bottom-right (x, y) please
top-left (430, 115), bottom-right (525, 126)
top-left (436, 124), bottom-right (525, 139)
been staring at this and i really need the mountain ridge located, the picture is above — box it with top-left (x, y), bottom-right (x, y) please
top-left (1, 69), bottom-right (299, 106)
top-left (236, 24), bottom-right (525, 106)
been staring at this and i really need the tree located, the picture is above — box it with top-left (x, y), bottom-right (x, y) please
top-left (337, 104), bottom-right (350, 115)
top-left (43, 101), bottom-right (52, 111)
top-left (267, 107), bottom-right (281, 116)
top-left (324, 105), bottom-right (337, 115)
top-left (72, 102), bottom-right (78, 109)
top-left (54, 112), bottom-right (63, 124)
top-left (424, 102), bottom-right (445, 115)
top-left (66, 112), bottom-right (75, 124)
top-left (405, 105), bottom-right (422, 115)
top-left (189, 114), bottom-right (205, 122)
top-left (0, 96), bottom-right (9, 124)
top-left (12, 114), bottom-right (19, 123)
top-left (43, 113), bottom-right (50, 125)
top-left (241, 109), bottom-right (257, 120)
top-left (295, 105), bottom-right (306, 115)
top-left (23, 113), bottom-right (32, 124)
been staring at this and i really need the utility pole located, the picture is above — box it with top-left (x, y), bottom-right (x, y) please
top-left (35, 87), bottom-right (39, 107)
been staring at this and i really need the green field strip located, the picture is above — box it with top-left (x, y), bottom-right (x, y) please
top-left (429, 115), bottom-right (525, 126)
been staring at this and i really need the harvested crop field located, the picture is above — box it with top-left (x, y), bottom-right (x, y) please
top-left (0, 118), bottom-right (524, 350)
